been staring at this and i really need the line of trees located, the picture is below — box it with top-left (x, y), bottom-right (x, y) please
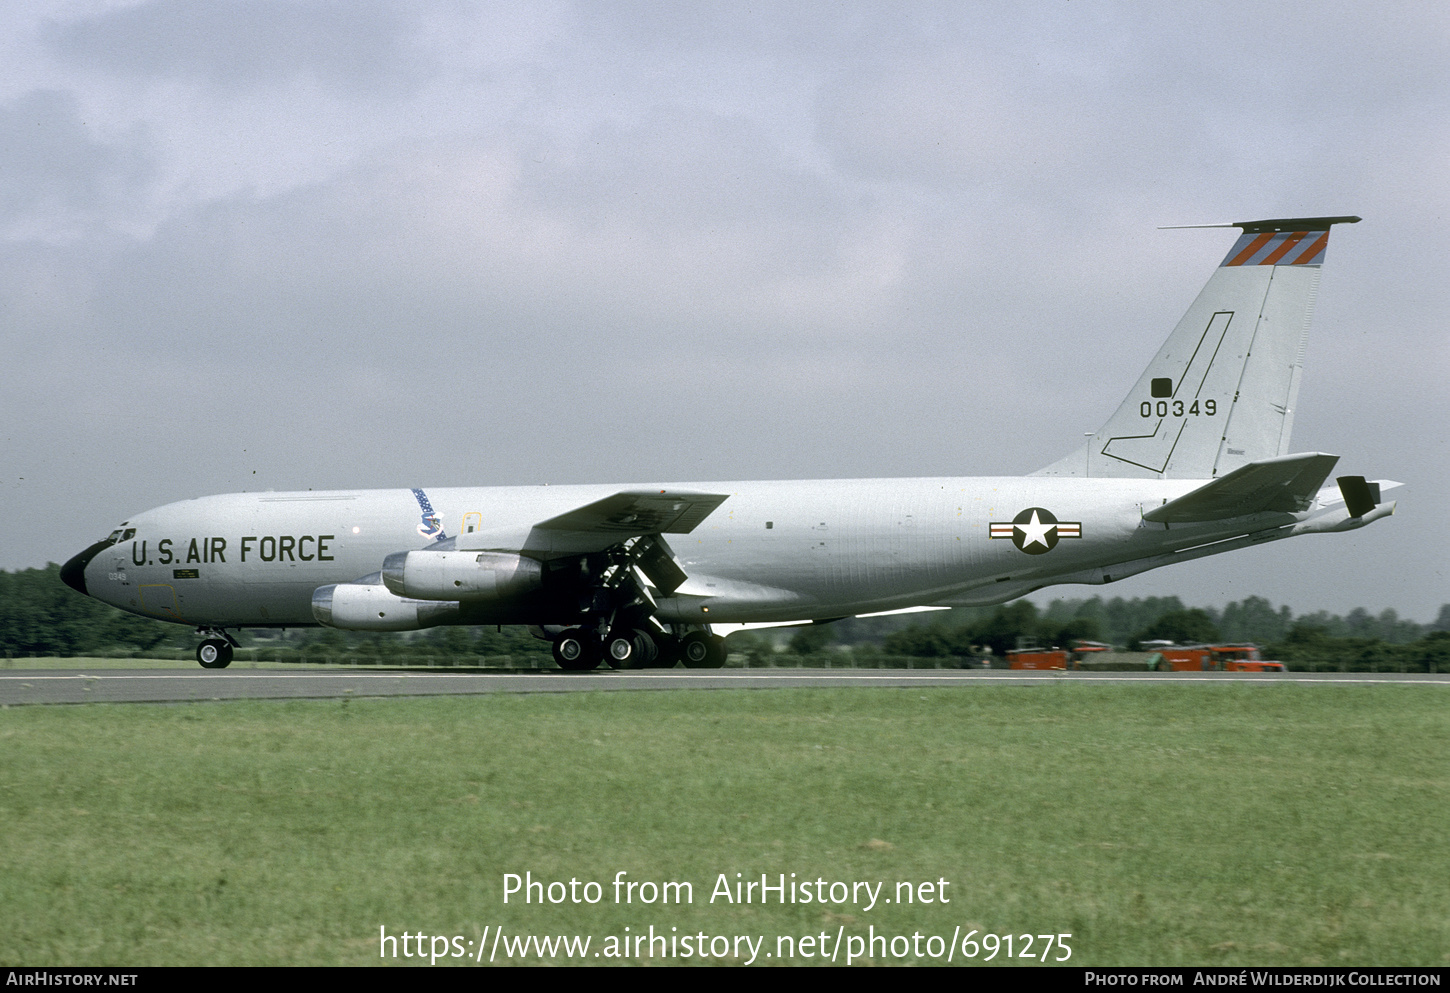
top-left (0, 564), bottom-right (551, 663)
top-left (4, 563), bottom-right (1448, 670)
top-left (1267, 624), bottom-right (1450, 672)
top-left (0, 565), bottom-right (172, 657)
top-left (854, 597), bottom-right (1450, 672)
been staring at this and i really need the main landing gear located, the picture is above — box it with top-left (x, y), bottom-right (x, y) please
top-left (195, 628), bottom-right (238, 669)
top-left (541, 534), bottom-right (729, 672)
top-left (550, 625), bottom-right (727, 671)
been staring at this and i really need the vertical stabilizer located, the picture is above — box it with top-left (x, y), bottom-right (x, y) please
top-left (1035, 216), bottom-right (1359, 479)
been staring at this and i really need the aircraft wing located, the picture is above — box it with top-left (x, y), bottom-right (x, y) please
top-left (535, 490), bottom-right (728, 535)
top-left (521, 489), bottom-right (730, 557)
top-left (1142, 452), bottom-right (1339, 523)
top-left (381, 490), bottom-right (729, 600)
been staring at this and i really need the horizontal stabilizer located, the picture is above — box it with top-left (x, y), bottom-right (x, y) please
top-left (536, 490), bottom-right (729, 535)
top-left (1142, 452), bottom-right (1339, 523)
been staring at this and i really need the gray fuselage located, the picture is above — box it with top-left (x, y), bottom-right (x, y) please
top-left (72, 475), bottom-right (1259, 629)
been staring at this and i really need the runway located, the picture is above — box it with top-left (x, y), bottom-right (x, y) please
top-left (1, 667), bottom-right (1446, 705)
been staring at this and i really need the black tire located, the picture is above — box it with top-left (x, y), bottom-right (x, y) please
top-left (605, 633), bottom-right (636, 669)
top-left (605, 629), bottom-right (658, 670)
top-left (630, 629), bottom-right (660, 667)
top-left (680, 632), bottom-right (726, 669)
top-left (680, 632), bottom-right (710, 667)
top-left (197, 639), bottom-right (232, 669)
top-left (553, 629), bottom-right (600, 671)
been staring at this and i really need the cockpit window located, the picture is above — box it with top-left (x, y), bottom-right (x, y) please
top-left (107, 529), bottom-right (124, 542)
top-left (122, 529), bottom-right (136, 541)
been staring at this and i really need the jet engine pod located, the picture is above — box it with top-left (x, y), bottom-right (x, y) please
top-left (380, 550), bottom-right (543, 601)
top-left (312, 583), bottom-right (460, 631)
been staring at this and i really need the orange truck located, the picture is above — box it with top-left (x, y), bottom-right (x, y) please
top-left (1006, 643), bottom-right (1111, 670)
top-left (1006, 649), bottom-right (1070, 670)
top-left (1151, 644), bottom-right (1286, 672)
top-left (1211, 644), bottom-right (1287, 671)
top-left (1155, 646), bottom-right (1215, 671)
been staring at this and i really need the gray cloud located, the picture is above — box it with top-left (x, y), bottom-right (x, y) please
top-left (42, 0), bottom-right (430, 94)
top-left (2, 2), bottom-right (1446, 620)
top-left (0, 90), bottom-right (154, 239)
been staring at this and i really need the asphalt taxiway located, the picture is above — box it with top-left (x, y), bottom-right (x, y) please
top-left (1, 667), bottom-right (1446, 705)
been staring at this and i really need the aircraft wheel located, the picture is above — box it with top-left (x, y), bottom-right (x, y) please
top-left (680, 632), bottom-right (726, 669)
top-left (605, 634), bottom-right (634, 669)
top-left (197, 639), bottom-right (233, 669)
top-left (631, 629), bottom-right (660, 667)
top-left (553, 629), bottom-right (600, 671)
top-left (605, 629), bottom-right (657, 670)
top-left (604, 632), bottom-right (637, 669)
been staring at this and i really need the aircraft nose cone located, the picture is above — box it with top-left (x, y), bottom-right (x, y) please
top-left (61, 540), bottom-right (114, 597)
top-left (60, 551), bottom-right (90, 596)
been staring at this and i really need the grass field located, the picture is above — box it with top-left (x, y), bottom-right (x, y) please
top-left (0, 683), bottom-right (1445, 966)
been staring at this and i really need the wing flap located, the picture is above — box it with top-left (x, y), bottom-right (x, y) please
top-left (1142, 452), bottom-right (1339, 523)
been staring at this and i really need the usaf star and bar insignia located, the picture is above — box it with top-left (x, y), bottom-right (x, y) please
top-left (989, 508), bottom-right (1082, 554)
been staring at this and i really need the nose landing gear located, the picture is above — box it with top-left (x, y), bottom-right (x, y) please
top-left (197, 639), bottom-right (232, 668)
top-left (194, 628), bottom-right (238, 669)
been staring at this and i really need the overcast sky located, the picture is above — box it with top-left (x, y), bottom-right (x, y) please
top-left (3, 1), bottom-right (1446, 621)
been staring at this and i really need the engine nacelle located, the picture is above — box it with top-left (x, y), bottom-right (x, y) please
top-left (380, 550), bottom-right (544, 602)
top-left (312, 583), bottom-right (461, 631)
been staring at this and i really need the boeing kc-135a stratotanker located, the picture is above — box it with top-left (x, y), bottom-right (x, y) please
top-left (62, 216), bottom-right (1396, 670)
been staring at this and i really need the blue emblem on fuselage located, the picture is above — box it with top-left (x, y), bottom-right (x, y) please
top-left (411, 488), bottom-right (447, 542)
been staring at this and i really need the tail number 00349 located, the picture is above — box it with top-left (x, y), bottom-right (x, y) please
top-left (1141, 399), bottom-right (1215, 418)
